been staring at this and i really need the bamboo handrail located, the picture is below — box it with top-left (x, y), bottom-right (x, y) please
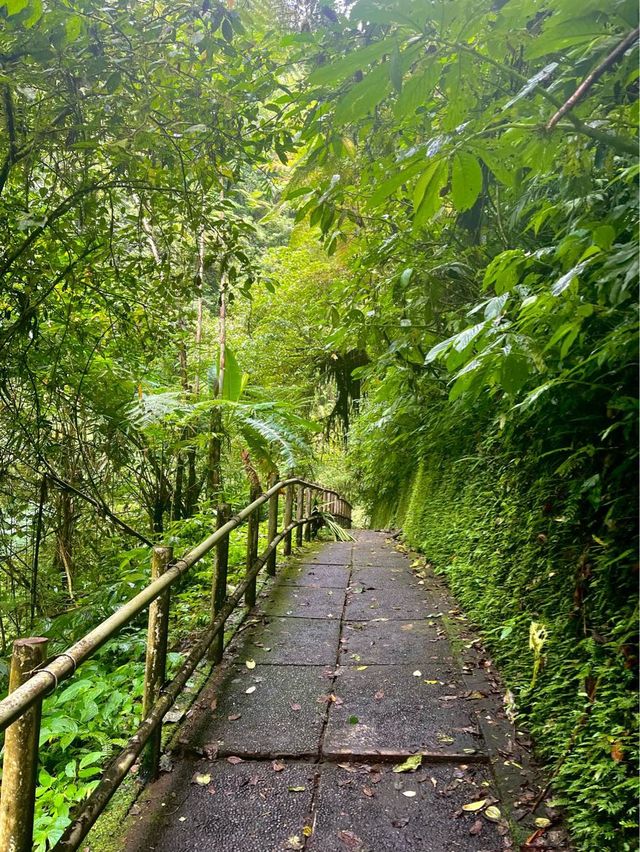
top-left (0, 476), bottom-right (352, 852)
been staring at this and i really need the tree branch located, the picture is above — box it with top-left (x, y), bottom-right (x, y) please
top-left (546, 28), bottom-right (640, 130)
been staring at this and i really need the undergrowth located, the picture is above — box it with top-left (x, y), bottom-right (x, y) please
top-left (390, 447), bottom-right (638, 851)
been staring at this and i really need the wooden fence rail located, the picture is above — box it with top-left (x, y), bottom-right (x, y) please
top-left (0, 477), bottom-right (352, 852)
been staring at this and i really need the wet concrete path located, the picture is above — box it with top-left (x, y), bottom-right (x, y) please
top-left (120, 531), bottom-right (514, 852)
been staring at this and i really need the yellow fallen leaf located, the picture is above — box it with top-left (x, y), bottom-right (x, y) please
top-left (535, 817), bottom-right (551, 828)
top-left (245, 659), bottom-right (256, 670)
top-left (462, 799), bottom-right (487, 812)
top-left (392, 754), bottom-right (422, 773)
top-left (484, 805), bottom-right (501, 822)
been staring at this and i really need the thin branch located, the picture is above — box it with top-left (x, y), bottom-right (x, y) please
top-left (546, 27), bottom-right (640, 130)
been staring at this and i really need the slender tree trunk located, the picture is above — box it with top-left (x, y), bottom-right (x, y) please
top-left (207, 277), bottom-right (226, 502)
top-left (30, 475), bottom-right (46, 628)
top-left (53, 488), bottom-right (75, 604)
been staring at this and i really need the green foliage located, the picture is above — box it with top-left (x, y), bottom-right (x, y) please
top-left (295, 2), bottom-right (639, 848)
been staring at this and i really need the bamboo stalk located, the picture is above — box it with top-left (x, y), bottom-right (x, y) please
top-left (295, 483), bottom-right (304, 548)
top-left (266, 478), bottom-right (278, 576)
top-left (283, 483), bottom-right (294, 556)
top-left (245, 487), bottom-right (260, 608)
top-left (209, 504), bottom-right (230, 663)
top-left (141, 547), bottom-right (172, 781)
top-left (0, 637), bottom-right (48, 852)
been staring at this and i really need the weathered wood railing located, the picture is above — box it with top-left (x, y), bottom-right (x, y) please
top-left (0, 477), bottom-right (352, 852)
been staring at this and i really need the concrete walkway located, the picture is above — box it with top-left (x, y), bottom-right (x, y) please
top-left (120, 531), bottom-right (515, 852)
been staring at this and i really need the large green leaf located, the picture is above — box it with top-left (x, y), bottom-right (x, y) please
top-left (412, 159), bottom-right (447, 227)
top-left (451, 152), bottom-right (482, 212)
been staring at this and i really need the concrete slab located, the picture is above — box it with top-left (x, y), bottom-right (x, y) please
top-left (344, 586), bottom-right (430, 621)
top-left (324, 665), bottom-right (484, 757)
top-left (339, 619), bottom-right (445, 666)
top-left (308, 762), bottom-right (505, 852)
top-left (351, 564), bottom-right (420, 590)
top-left (189, 664), bottom-right (329, 756)
top-left (280, 562), bottom-right (351, 589)
top-left (237, 617), bottom-right (341, 666)
top-left (260, 585), bottom-right (346, 619)
top-left (124, 758), bottom-right (316, 852)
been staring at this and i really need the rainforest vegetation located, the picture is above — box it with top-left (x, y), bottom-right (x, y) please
top-left (0, 0), bottom-right (638, 849)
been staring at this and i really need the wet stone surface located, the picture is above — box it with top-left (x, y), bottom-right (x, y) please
top-left (344, 586), bottom-right (432, 621)
top-left (189, 664), bottom-right (330, 756)
top-left (308, 762), bottom-right (504, 852)
top-left (118, 532), bottom-right (523, 852)
top-left (260, 584), bottom-right (346, 619)
top-left (237, 616), bottom-right (341, 666)
top-left (339, 619), bottom-right (444, 666)
top-left (324, 664), bottom-right (484, 757)
top-left (351, 564), bottom-right (421, 590)
top-left (126, 758), bottom-right (315, 852)
top-left (280, 562), bottom-right (351, 588)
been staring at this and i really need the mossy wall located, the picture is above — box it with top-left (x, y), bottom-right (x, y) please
top-left (385, 448), bottom-right (638, 851)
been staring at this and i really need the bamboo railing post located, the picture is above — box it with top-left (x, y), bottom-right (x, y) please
top-left (283, 483), bottom-right (294, 556)
top-left (245, 489), bottom-right (260, 608)
top-left (209, 504), bottom-right (230, 663)
top-left (295, 483), bottom-right (304, 548)
top-left (141, 546), bottom-right (172, 781)
top-left (304, 488), bottom-right (312, 542)
top-left (0, 636), bottom-right (48, 852)
top-left (266, 477), bottom-right (278, 576)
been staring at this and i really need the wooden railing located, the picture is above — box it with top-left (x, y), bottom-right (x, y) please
top-left (0, 478), bottom-right (352, 852)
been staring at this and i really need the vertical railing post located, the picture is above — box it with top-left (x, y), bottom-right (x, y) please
top-left (245, 488), bottom-right (260, 608)
top-left (266, 477), bottom-right (278, 577)
top-left (304, 487), bottom-right (312, 542)
top-left (0, 637), bottom-right (48, 852)
top-left (141, 546), bottom-right (172, 781)
top-left (209, 503), bottom-right (231, 663)
top-left (283, 482), bottom-right (294, 556)
top-left (295, 483), bottom-right (304, 548)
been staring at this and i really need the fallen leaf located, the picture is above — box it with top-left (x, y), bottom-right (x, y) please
top-left (356, 665), bottom-right (368, 671)
top-left (362, 786), bottom-right (374, 797)
top-left (534, 817), bottom-right (551, 829)
top-left (226, 756), bottom-right (243, 765)
top-left (286, 836), bottom-right (304, 850)
top-left (288, 785), bottom-right (306, 792)
top-left (402, 790), bottom-right (417, 798)
top-left (245, 659), bottom-right (256, 670)
top-left (245, 686), bottom-right (256, 694)
top-left (484, 805), bottom-right (501, 822)
top-left (272, 760), bottom-right (285, 772)
top-left (203, 743), bottom-right (218, 760)
top-left (178, 816), bottom-right (187, 822)
top-left (392, 754), bottom-right (422, 773)
top-left (374, 689), bottom-right (384, 700)
top-left (227, 713), bottom-right (241, 721)
top-left (467, 690), bottom-right (486, 700)
top-left (290, 702), bottom-right (302, 712)
top-left (462, 799), bottom-right (487, 812)
top-left (392, 817), bottom-right (409, 828)
top-left (412, 670), bottom-right (422, 677)
top-left (469, 819), bottom-right (483, 836)
top-left (192, 773), bottom-right (211, 786)
top-left (423, 680), bottom-right (438, 685)
top-left (337, 829), bottom-right (363, 848)
top-left (302, 825), bottom-right (313, 837)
